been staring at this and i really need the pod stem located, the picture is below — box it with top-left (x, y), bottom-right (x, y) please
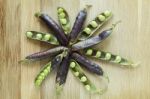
top-left (111, 20), bottom-right (122, 31)
top-left (18, 59), bottom-right (33, 64)
top-left (83, 5), bottom-right (92, 11)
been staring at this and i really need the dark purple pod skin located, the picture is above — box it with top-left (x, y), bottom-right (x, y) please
top-left (56, 53), bottom-right (70, 85)
top-left (38, 13), bottom-right (69, 46)
top-left (26, 46), bottom-right (67, 60)
top-left (69, 10), bottom-right (87, 42)
top-left (71, 52), bottom-right (103, 75)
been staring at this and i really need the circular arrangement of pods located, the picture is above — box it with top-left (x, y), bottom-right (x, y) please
top-left (20, 6), bottom-right (138, 95)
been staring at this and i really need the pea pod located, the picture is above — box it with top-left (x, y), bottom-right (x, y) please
top-left (84, 48), bottom-right (139, 68)
top-left (35, 13), bottom-right (69, 46)
top-left (78, 10), bottom-right (112, 40)
top-left (69, 8), bottom-right (87, 43)
top-left (57, 7), bottom-right (71, 35)
top-left (56, 53), bottom-right (70, 94)
top-left (70, 60), bottom-right (107, 94)
top-left (71, 52), bottom-right (103, 75)
top-left (26, 31), bottom-right (59, 45)
top-left (72, 22), bottom-right (120, 50)
top-left (35, 53), bottom-right (65, 86)
top-left (19, 46), bottom-right (68, 63)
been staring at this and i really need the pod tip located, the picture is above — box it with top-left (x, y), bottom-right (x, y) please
top-left (56, 83), bottom-right (63, 95)
top-left (18, 59), bottom-right (30, 64)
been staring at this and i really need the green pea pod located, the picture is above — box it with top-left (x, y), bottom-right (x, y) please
top-left (34, 52), bottom-right (66, 87)
top-left (78, 10), bottom-right (112, 40)
top-left (84, 48), bottom-right (139, 68)
top-left (26, 31), bottom-right (59, 45)
top-left (70, 60), bottom-right (107, 94)
top-left (57, 7), bottom-right (71, 35)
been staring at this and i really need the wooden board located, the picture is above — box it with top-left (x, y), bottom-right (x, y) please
top-left (0, 0), bottom-right (150, 99)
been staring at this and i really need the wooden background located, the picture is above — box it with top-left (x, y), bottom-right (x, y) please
top-left (0, 0), bottom-right (150, 99)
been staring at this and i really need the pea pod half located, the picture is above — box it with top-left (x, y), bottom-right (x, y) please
top-left (26, 31), bottom-right (59, 45)
top-left (57, 7), bottom-right (71, 35)
top-left (70, 60), bottom-right (107, 94)
top-left (34, 52), bottom-right (66, 86)
top-left (84, 48), bottom-right (139, 68)
top-left (78, 10), bottom-right (112, 40)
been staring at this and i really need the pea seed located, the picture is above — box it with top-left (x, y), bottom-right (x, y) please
top-left (74, 72), bottom-right (79, 76)
top-left (70, 62), bottom-right (76, 68)
top-left (114, 56), bottom-right (121, 63)
top-left (85, 85), bottom-right (91, 91)
top-left (60, 18), bottom-right (67, 25)
top-left (35, 80), bottom-right (42, 86)
top-left (58, 8), bottom-right (64, 13)
top-left (38, 75), bottom-right (43, 80)
top-left (43, 34), bottom-right (51, 41)
top-left (80, 76), bottom-right (87, 82)
top-left (26, 31), bottom-right (33, 38)
top-left (95, 51), bottom-right (101, 58)
top-left (44, 69), bottom-right (49, 75)
top-left (86, 49), bottom-right (93, 55)
top-left (46, 66), bottom-right (50, 72)
top-left (40, 72), bottom-right (45, 77)
top-left (105, 53), bottom-right (111, 60)
top-left (104, 10), bottom-right (111, 17)
top-left (90, 21), bottom-right (98, 28)
top-left (36, 34), bottom-right (42, 40)
top-left (59, 12), bottom-right (66, 18)
top-left (83, 27), bottom-right (92, 34)
top-left (98, 15), bottom-right (105, 22)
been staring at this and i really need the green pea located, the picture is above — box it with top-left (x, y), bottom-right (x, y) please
top-left (95, 51), bottom-right (101, 58)
top-left (60, 18), bottom-right (67, 25)
top-left (70, 62), bottom-right (76, 68)
top-left (90, 21), bottom-right (98, 28)
top-left (36, 34), bottom-right (42, 40)
top-left (44, 69), bottom-right (49, 75)
top-left (98, 15), bottom-right (105, 22)
top-left (105, 53), bottom-right (111, 60)
top-left (83, 27), bottom-right (92, 34)
top-left (85, 85), bottom-right (91, 91)
top-left (104, 10), bottom-right (111, 17)
top-left (35, 80), bottom-right (42, 86)
top-left (38, 75), bottom-right (44, 80)
top-left (43, 34), bottom-right (51, 41)
top-left (86, 49), bottom-right (93, 55)
top-left (74, 72), bottom-right (79, 76)
top-left (114, 56), bottom-right (121, 63)
top-left (40, 72), bottom-right (45, 77)
top-left (58, 8), bottom-right (64, 13)
top-left (26, 31), bottom-right (33, 38)
top-left (80, 76), bottom-right (87, 82)
top-left (59, 12), bottom-right (66, 18)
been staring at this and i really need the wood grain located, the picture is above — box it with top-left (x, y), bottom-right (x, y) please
top-left (0, 0), bottom-right (150, 99)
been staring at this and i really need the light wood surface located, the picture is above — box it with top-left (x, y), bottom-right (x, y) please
top-left (0, 0), bottom-right (150, 99)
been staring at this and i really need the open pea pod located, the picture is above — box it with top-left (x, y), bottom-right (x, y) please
top-left (26, 31), bottom-right (59, 45)
top-left (69, 60), bottom-right (107, 94)
top-left (84, 48), bottom-right (139, 68)
top-left (57, 7), bottom-right (71, 35)
top-left (78, 10), bottom-right (112, 40)
top-left (34, 52), bottom-right (66, 86)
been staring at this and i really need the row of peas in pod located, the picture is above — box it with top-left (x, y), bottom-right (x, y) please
top-left (69, 60), bottom-right (105, 94)
top-left (84, 48), bottom-right (136, 67)
top-left (26, 31), bottom-right (59, 45)
top-left (35, 62), bottom-right (51, 86)
top-left (78, 10), bottom-right (112, 40)
top-left (57, 7), bottom-right (71, 35)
